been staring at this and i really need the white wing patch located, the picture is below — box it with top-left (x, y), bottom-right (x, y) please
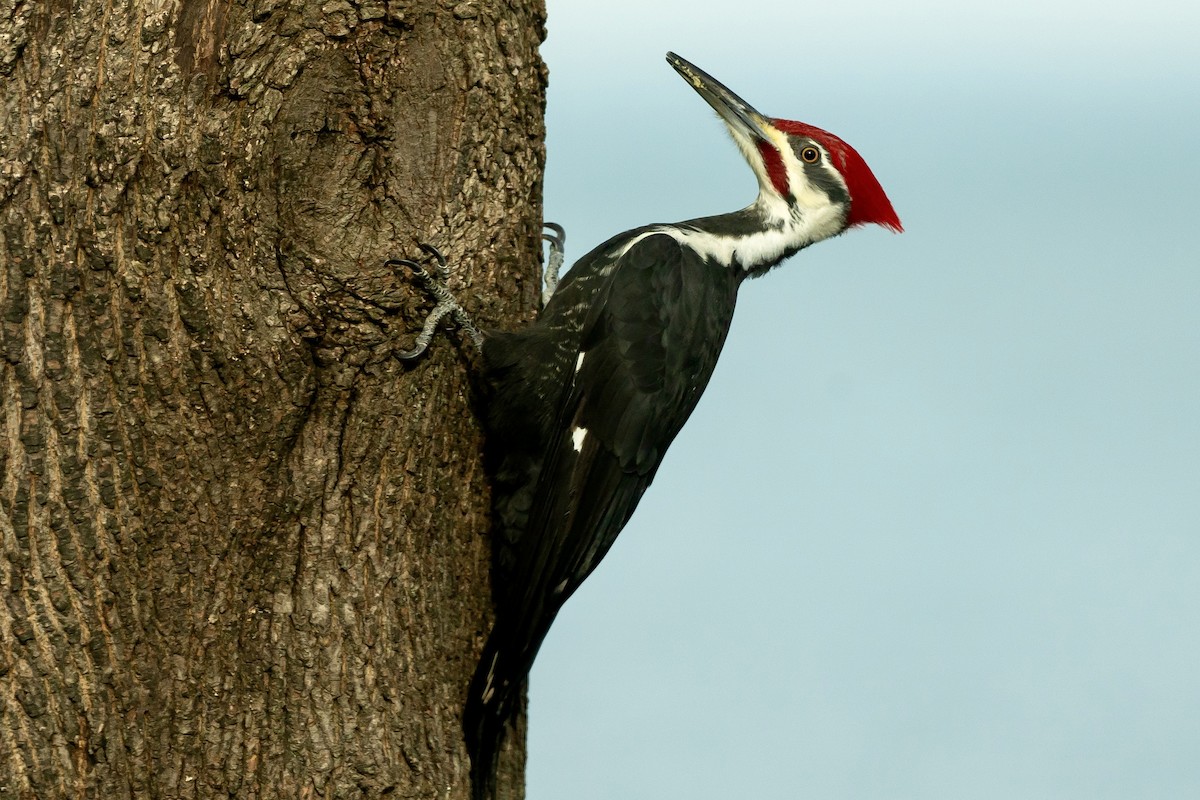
top-left (574, 351), bottom-right (586, 373)
top-left (571, 426), bottom-right (588, 452)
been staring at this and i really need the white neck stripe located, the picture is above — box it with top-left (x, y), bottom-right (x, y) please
top-left (616, 195), bottom-right (845, 272)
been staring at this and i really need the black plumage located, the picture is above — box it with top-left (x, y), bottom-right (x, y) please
top-left (466, 229), bottom-right (743, 800)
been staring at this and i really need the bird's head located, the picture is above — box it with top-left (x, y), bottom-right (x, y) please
top-left (667, 52), bottom-right (902, 238)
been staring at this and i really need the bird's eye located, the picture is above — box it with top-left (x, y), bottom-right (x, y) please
top-left (800, 146), bottom-right (821, 164)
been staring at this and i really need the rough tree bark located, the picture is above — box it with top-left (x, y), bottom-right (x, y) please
top-left (0, 1), bottom-right (546, 797)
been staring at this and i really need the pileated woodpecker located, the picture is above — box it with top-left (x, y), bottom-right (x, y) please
top-left (393, 52), bottom-right (901, 800)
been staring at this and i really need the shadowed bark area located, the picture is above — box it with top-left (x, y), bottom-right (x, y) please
top-left (0, 0), bottom-right (546, 797)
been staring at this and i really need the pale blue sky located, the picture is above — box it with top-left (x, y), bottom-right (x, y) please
top-left (529, 2), bottom-right (1199, 798)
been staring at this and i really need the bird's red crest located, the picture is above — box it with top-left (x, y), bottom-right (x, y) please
top-left (774, 119), bottom-right (903, 232)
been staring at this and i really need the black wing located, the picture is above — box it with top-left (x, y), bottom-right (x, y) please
top-left (521, 232), bottom-right (740, 600)
top-left (466, 232), bottom-right (740, 799)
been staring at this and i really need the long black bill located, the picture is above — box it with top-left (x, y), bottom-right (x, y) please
top-left (666, 52), bottom-right (770, 141)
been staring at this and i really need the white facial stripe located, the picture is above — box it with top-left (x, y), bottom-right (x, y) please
top-left (766, 126), bottom-right (850, 212)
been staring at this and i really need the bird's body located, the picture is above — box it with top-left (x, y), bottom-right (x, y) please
top-left (466, 225), bottom-right (740, 800)
top-left (485, 226), bottom-right (739, 637)
top-left (398, 53), bottom-right (902, 800)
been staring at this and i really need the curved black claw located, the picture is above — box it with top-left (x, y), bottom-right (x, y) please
top-left (418, 242), bottom-right (450, 282)
top-left (388, 245), bottom-right (484, 360)
top-left (540, 223), bottom-right (567, 308)
top-left (541, 222), bottom-right (565, 251)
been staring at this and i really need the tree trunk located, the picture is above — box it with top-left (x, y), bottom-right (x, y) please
top-left (0, 1), bottom-right (546, 797)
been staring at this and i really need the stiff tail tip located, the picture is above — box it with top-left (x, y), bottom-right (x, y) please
top-left (464, 641), bottom-right (522, 800)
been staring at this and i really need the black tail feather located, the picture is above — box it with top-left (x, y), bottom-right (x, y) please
top-left (464, 627), bottom-right (524, 800)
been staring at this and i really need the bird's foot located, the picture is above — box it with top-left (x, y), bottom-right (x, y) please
top-left (387, 244), bottom-right (484, 360)
top-left (541, 223), bottom-right (566, 307)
